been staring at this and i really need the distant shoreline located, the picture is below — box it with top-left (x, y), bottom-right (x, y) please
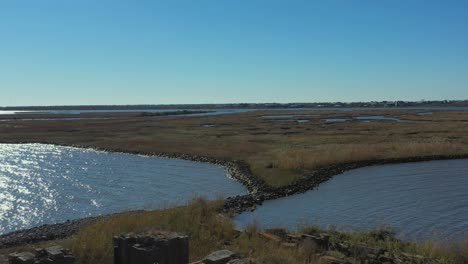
top-left (1, 100), bottom-right (468, 111)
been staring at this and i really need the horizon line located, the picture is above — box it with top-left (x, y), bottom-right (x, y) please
top-left (1, 100), bottom-right (468, 109)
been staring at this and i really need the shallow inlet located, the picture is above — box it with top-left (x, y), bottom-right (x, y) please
top-left (235, 159), bottom-right (468, 242)
top-left (261, 114), bottom-right (319, 119)
top-left (323, 118), bottom-right (352, 123)
top-left (323, 116), bottom-right (430, 123)
top-left (270, 119), bottom-right (311, 123)
top-left (0, 144), bottom-right (247, 235)
top-left (354, 115), bottom-right (401, 121)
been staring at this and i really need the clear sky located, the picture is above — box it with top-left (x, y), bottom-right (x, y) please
top-left (1, 0), bottom-right (467, 106)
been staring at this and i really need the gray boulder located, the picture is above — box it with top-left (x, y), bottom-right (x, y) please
top-left (203, 250), bottom-right (238, 264)
top-left (8, 252), bottom-right (35, 264)
top-left (227, 259), bottom-right (253, 264)
top-left (7, 246), bottom-right (74, 264)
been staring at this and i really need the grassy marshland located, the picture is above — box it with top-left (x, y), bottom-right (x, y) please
top-left (1, 109), bottom-right (468, 186)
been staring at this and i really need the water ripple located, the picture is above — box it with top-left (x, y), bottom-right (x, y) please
top-left (235, 159), bottom-right (468, 242)
top-left (0, 143), bottom-right (247, 234)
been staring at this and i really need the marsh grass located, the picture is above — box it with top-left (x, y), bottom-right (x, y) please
top-left (410, 238), bottom-right (468, 264)
top-left (273, 141), bottom-right (466, 172)
top-left (69, 198), bottom-right (235, 263)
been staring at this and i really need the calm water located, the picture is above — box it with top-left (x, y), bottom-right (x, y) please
top-left (235, 159), bottom-right (468, 241)
top-left (270, 119), bottom-right (311, 123)
top-left (261, 114), bottom-right (320, 119)
top-left (0, 117), bottom-right (114, 122)
top-left (354, 115), bottom-right (401, 121)
top-left (0, 109), bottom-right (253, 116)
top-left (324, 118), bottom-right (352, 123)
top-left (323, 116), bottom-right (430, 123)
top-left (0, 144), bottom-right (247, 234)
top-left (2, 106), bottom-right (468, 116)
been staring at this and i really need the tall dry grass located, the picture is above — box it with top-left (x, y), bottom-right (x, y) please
top-left (68, 198), bottom-right (235, 263)
top-left (413, 238), bottom-right (468, 264)
top-left (272, 141), bottom-right (467, 171)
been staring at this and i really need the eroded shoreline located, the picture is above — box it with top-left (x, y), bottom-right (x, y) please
top-left (1, 142), bottom-right (468, 249)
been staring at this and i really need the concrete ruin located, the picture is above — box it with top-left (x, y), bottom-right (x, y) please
top-left (113, 231), bottom-right (189, 264)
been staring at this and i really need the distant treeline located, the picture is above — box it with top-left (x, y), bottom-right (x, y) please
top-left (1, 100), bottom-right (468, 110)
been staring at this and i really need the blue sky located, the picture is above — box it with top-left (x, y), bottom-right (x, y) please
top-left (1, 0), bottom-right (467, 106)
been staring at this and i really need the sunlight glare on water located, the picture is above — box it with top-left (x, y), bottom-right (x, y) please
top-left (0, 144), bottom-right (247, 234)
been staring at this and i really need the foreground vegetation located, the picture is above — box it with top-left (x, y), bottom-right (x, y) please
top-left (3, 199), bottom-right (465, 263)
top-left (67, 199), bottom-right (468, 264)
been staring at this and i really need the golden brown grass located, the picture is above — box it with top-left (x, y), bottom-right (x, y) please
top-left (412, 239), bottom-right (468, 264)
top-left (68, 198), bottom-right (235, 263)
top-left (273, 141), bottom-right (466, 171)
